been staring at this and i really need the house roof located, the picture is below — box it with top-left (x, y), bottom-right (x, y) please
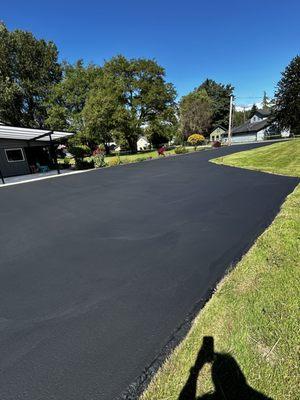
top-left (0, 125), bottom-right (74, 142)
top-left (137, 135), bottom-right (149, 141)
top-left (255, 109), bottom-right (271, 118)
top-left (210, 125), bottom-right (226, 134)
top-left (230, 119), bottom-right (270, 135)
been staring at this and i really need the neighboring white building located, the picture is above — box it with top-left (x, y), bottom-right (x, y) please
top-left (137, 136), bottom-right (150, 151)
top-left (280, 128), bottom-right (291, 138)
top-left (210, 126), bottom-right (226, 142)
top-left (222, 110), bottom-right (291, 143)
top-left (107, 136), bottom-right (150, 152)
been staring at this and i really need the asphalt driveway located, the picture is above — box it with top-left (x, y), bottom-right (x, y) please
top-left (0, 143), bottom-right (298, 399)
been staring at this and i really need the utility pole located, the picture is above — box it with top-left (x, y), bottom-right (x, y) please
top-left (228, 95), bottom-right (233, 145)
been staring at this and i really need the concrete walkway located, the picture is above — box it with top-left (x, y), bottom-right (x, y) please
top-left (0, 168), bottom-right (79, 186)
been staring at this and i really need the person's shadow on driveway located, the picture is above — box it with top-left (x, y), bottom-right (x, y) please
top-left (178, 336), bottom-right (273, 400)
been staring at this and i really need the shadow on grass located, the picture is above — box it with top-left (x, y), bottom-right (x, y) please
top-left (178, 336), bottom-right (273, 400)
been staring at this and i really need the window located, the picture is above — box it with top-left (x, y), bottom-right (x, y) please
top-left (5, 148), bottom-right (25, 162)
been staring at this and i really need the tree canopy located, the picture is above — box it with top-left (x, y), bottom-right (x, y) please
top-left (145, 115), bottom-right (178, 147)
top-left (249, 103), bottom-right (258, 118)
top-left (83, 55), bottom-right (177, 152)
top-left (233, 108), bottom-right (251, 127)
top-left (83, 74), bottom-right (123, 152)
top-left (179, 79), bottom-right (234, 137)
top-left (0, 23), bottom-right (61, 127)
top-left (46, 60), bottom-right (102, 133)
top-left (198, 79), bottom-right (234, 129)
top-left (179, 89), bottom-right (213, 138)
top-left (0, 26), bottom-right (179, 152)
top-left (262, 91), bottom-right (270, 110)
top-left (274, 55), bottom-right (300, 134)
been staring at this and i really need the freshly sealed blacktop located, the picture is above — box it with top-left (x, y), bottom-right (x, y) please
top-left (0, 143), bottom-right (298, 399)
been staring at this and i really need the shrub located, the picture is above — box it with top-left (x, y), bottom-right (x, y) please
top-left (63, 157), bottom-right (71, 166)
top-left (98, 143), bottom-right (106, 152)
top-left (212, 140), bottom-right (222, 148)
top-left (108, 157), bottom-right (122, 166)
top-left (75, 159), bottom-right (94, 170)
top-left (175, 146), bottom-right (188, 154)
top-left (92, 146), bottom-right (106, 168)
top-left (69, 144), bottom-right (92, 160)
top-left (93, 154), bottom-right (106, 168)
top-left (187, 133), bottom-right (205, 150)
top-left (157, 145), bottom-right (166, 156)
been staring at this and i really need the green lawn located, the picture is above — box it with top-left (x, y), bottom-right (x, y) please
top-left (211, 139), bottom-right (300, 177)
top-left (58, 149), bottom-right (177, 166)
top-left (104, 145), bottom-right (210, 166)
top-left (104, 148), bottom-right (176, 166)
top-left (141, 140), bottom-right (300, 400)
top-left (59, 145), bottom-right (209, 167)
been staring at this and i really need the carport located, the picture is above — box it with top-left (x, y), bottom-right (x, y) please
top-left (0, 125), bottom-right (74, 184)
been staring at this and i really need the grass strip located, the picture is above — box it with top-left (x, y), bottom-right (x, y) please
top-left (211, 139), bottom-right (300, 177)
top-left (141, 140), bottom-right (300, 400)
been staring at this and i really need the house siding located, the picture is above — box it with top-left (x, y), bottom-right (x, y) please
top-left (210, 127), bottom-right (225, 141)
top-left (257, 129), bottom-right (266, 141)
top-left (0, 147), bottom-right (30, 177)
top-left (231, 133), bottom-right (257, 143)
top-left (137, 136), bottom-right (150, 151)
top-left (0, 139), bottom-right (50, 177)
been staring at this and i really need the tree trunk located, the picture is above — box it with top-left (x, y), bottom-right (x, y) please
top-left (128, 138), bottom-right (137, 154)
top-left (104, 143), bottom-right (110, 155)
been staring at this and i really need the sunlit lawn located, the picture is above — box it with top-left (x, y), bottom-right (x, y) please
top-left (59, 145), bottom-right (209, 167)
top-left (141, 140), bottom-right (300, 400)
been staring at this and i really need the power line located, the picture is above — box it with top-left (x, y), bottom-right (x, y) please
top-left (234, 96), bottom-right (263, 99)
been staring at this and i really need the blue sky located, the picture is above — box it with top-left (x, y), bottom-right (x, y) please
top-left (2, 0), bottom-right (300, 105)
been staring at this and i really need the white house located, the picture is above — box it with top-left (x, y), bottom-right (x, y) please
top-left (210, 126), bottom-right (226, 142)
top-left (222, 110), bottom-right (291, 143)
top-left (137, 136), bottom-right (150, 151)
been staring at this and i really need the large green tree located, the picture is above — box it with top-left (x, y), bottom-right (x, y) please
top-left (84, 55), bottom-right (177, 152)
top-left (198, 79), bottom-right (234, 129)
top-left (179, 89), bottom-right (213, 137)
top-left (46, 60), bottom-right (102, 134)
top-left (145, 109), bottom-right (179, 147)
top-left (233, 108), bottom-right (251, 127)
top-left (249, 103), bottom-right (258, 118)
top-left (0, 22), bottom-right (61, 127)
top-left (83, 75), bottom-right (122, 152)
top-left (274, 55), bottom-right (300, 134)
top-left (262, 91), bottom-right (270, 110)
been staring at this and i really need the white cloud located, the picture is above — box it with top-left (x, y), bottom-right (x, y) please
top-left (234, 101), bottom-right (263, 112)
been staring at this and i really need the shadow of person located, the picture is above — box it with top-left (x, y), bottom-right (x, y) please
top-left (178, 336), bottom-right (273, 400)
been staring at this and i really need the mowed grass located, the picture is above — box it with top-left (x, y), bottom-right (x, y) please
top-left (104, 148), bottom-right (176, 166)
top-left (141, 140), bottom-right (300, 400)
top-left (104, 146), bottom-right (208, 166)
top-left (212, 139), bottom-right (300, 177)
top-left (60, 146), bottom-right (208, 167)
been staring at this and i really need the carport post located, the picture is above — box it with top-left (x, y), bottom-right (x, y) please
top-left (27, 141), bottom-right (33, 174)
top-left (0, 167), bottom-right (4, 184)
top-left (49, 132), bottom-right (60, 175)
